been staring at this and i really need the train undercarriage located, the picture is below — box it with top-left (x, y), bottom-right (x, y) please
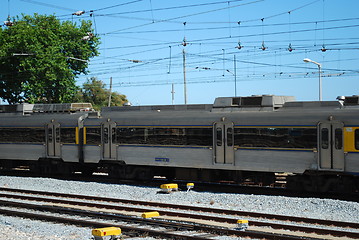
top-left (1, 158), bottom-right (357, 193)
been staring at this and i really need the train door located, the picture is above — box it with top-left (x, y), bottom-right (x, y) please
top-left (213, 121), bottom-right (234, 164)
top-left (318, 121), bottom-right (344, 170)
top-left (47, 121), bottom-right (61, 158)
top-left (102, 121), bottom-right (117, 160)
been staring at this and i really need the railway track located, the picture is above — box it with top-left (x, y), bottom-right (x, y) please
top-left (0, 202), bottom-right (312, 240)
top-left (2, 171), bottom-right (358, 202)
top-left (0, 187), bottom-right (358, 239)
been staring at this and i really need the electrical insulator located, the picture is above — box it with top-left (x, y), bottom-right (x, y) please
top-left (73, 10), bottom-right (85, 16)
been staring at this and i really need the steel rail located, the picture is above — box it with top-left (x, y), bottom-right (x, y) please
top-left (0, 199), bottom-right (312, 240)
top-left (0, 208), bottom-right (208, 240)
top-left (0, 187), bottom-right (358, 229)
top-left (0, 191), bottom-right (358, 239)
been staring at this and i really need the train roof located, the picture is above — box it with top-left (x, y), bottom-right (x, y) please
top-left (0, 102), bottom-right (95, 127)
top-left (102, 95), bottom-right (295, 113)
top-left (0, 102), bottom-right (94, 115)
top-left (101, 95), bottom-right (359, 113)
top-left (0, 112), bottom-right (87, 127)
top-left (95, 95), bottom-right (359, 127)
top-left (1, 95), bottom-right (359, 127)
top-left (93, 107), bottom-right (354, 126)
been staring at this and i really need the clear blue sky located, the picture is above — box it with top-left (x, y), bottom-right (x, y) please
top-left (2, 0), bottom-right (359, 105)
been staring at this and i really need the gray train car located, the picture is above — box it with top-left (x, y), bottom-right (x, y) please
top-left (1, 96), bottom-right (359, 192)
top-left (81, 95), bottom-right (359, 192)
top-left (0, 103), bottom-right (89, 174)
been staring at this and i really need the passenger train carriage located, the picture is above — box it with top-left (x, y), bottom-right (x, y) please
top-left (0, 96), bottom-right (358, 192)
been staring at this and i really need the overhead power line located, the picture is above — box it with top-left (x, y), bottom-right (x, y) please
top-left (105, 0), bottom-right (264, 34)
top-left (106, 17), bottom-right (359, 35)
top-left (99, 23), bottom-right (359, 50)
top-left (90, 0), bottom-right (144, 12)
top-left (20, 0), bottom-right (77, 12)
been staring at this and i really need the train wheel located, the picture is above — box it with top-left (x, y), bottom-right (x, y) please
top-left (164, 170), bottom-right (175, 181)
top-left (82, 168), bottom-right (94, 176)
top-left (286, 175), bottom-right (305, 192)
top-left (332, 176), bottom-right (356, 193)
top-left (136, 167), bottom-right (154, 181)
top-left (38, 159), bottom-right (70, 176)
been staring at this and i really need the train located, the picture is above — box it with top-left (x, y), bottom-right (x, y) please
top-left (0, 95), bottom-right (358, 192)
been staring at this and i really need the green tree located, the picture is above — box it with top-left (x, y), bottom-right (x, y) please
top-left (0, 14), bottom-right (100, 104)
top-left (81, 77), bottom-right (127, 110)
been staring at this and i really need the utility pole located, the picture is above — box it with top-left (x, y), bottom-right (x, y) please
top-left (171, 83), bottom-right (175, 105)
top-left (234, 55), bottom-right (237, 97)
top-left (303, 58), bottom-right (322, 101)
top-left (182, 49), bottom-right (187, 105)
top-left (108, 77), bottom-right (112, 107)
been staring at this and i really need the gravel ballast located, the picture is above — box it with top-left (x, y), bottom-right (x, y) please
top-left (0, 176), bottom-right (358, 239)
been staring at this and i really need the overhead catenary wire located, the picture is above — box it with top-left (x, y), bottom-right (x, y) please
top-left (82, 53), bottom-right (359, 79)
top-left (7, 0), bottom-right (10, 19)
top-left (104, 17), bottom-right (359, 35)
top-left (13, 0), bottom-right (349, 51)
top-left (55, 0), bottom-right (248, 21)
top-left (85, 44), bottom-right (359, 74)
top-left (98, 23), bottom-right (359, 50)
top-left (56, 0), bottom-right (320, 27)
top-left (95, 0), bottom-right (246, 16)
top-left (148, 0), bottom-right (154, 23)
top-left (90, 0), bottom-right (144, 13)
top-left (16, 0), bottom-right (358, 55)
top-left (105, 0), bottom-right (263, 34)
top-left (168, 46), bottom-right (172, 74)
top-left (19, 0), bottom-right (77, 12)
top-left (3, 0), bottom-right (359, 102)
top-left (85, 70), bottom-right (359, 88)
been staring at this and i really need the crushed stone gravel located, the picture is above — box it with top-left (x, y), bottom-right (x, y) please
top-left (0, 176), bottom-right (358, 239)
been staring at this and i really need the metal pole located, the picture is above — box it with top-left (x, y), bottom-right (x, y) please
top-left (171, 83), bottom-right (175, 105)
top-left (183, 49), bottom-right (187, 105)
top-left (318, 65), bottom-right (322, 101)
top-left (234, 55), bottom-right (237, 97)
top-left (108, 77), bottom-right (112, 107)
top-left (303, 58), bottom-right (322, 101)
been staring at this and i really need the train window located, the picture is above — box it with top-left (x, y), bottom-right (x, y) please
top-left (116, 128), bottom-right (146, 144)
top-left (111, 127), bottom-right (116, 143)
top-left (48, 127), bottom-right (53, 142)
top-left (146, 128), bottom-right (185, 145)
top-left (216, 128), bottom-right (222, 146)
top-left (55, 127), bottom-right (60, 143)
top-left (334, 128), bottom-right (343, 150)
top-left (116, 127), bottom-right (212, 146)
top-left (103, 127), bottom-right (109, 143)
top-left (185, 128), bottom-right (212, 146)
top-left (85, 127), bottom-right (101, 145)
top-left (234, 127), bottom-right (317, 149)
top-left (321, 128), bottom-right (329, 149)
top-left (355, 129), bottom-right (359, 150)
top-left (0, 127), bottom-right (45, 143)
top-left (61, 128), bottom-right (76, 144)
top-left (227, 128), bottom-right (233, 146)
